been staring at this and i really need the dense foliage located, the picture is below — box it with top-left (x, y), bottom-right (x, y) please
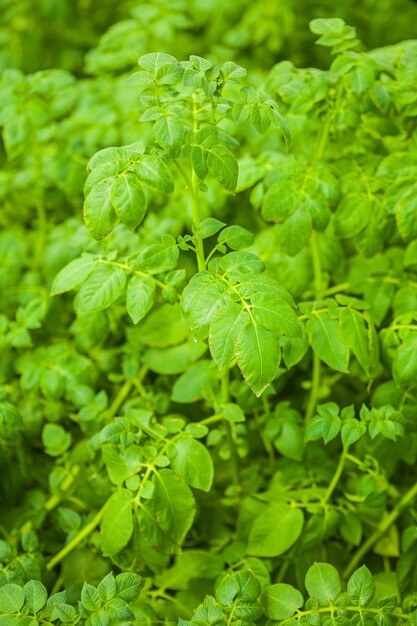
top-left (2, 3), bottom-right (417, 625)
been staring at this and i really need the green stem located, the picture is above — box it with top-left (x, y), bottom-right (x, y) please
top-left (310, 230), bottom-right (323, 298)
top-left (174, 160), bottom-right (205, 271)
top-left (50, 576), bottom-right (64, 595)
top-left (305, 353), bottom-right (321, 424)
top-left (97, 258), bottom-right (166, 290)
top-left (191, 94), bottom-right (205, 271)
top-left (222, 369), bottom-right (240, 491)
top-left (135, 433), bottom-right (183, 503)
top-left (191, 169), bottom-right (206, 272)
top-left (298, 308), bottom-right (329, 321)
top-left (323, 449), bottom-right (347, 504)
top-left (280, 605), bottom-right (413, 625)
top-left (276, 544), bottom-right (297, 583)
top-left (321, 281), bottom-right (351, 297)
top-left (305, 225), bottom-right (324, 424)
top-left (105, 379), bottom-right (133, 422)
top-left (303, 117), bottom-right (330, 423)
top-left (155, 591), bottom-right (193, 618)
top-left (44, 466), bottom-right (79, 512)
top-left (254, 412), bottom-right (275, 467)
top-left (226, 601), bottom-right (238, 626)
top-left (342, 480), bottom-right (417, 579)
top-left (46, 502), bottom-right (107, 570)
top-left (200, 413), bottom-right (224, 426)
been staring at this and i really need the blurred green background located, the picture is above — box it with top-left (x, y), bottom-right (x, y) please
top-left (2, 0), bottom-right (417, 75)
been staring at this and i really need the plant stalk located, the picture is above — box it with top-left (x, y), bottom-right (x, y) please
top-left (191, 169), bottom-right (206, 272)
top-left (304, 116), bottom-right (329, 423)
top-left (222, 369), bottom-right (240, 491)
top-left (342, 480), bottom-right (417, 579)
top-left (323, 449), bottom-right (347, 504)
top-left (47, 502), bottom-right (107, 570)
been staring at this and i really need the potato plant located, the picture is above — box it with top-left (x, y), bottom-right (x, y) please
top-left (1, 11), bottom-right (417, 626)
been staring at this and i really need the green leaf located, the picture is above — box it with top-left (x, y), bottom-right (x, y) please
top-left (307, 312), bottom-right (349, 372)
top-left (339, 308), bottom-right (370, 375)
top-left (42, 423), bottom-right (71, 456)
top-left (139, 303), bottom-right (187, 347)
top-left (81, 583), bottom-right (101, 611)
top-left (236, 158), bottom-right (264, 192)
top-left (218, 225), bottom-right (254, 250)
top-left (209, 302), bottom-right (248, 370)
top-left (90, 610), bottom-right (110, 626)
top-left (138, 52), bottom-right (177, 72)
top-left (143, 341), bottom-right (205, 375)
top-left (345, 63), bottom-right (375, 94)
top-left (155, 62), bottom-right (183, 85)
top-left (0, 584), bottom-right (25, 613)
top-left (106, 598), bottom-right (134, 621)
top-left (126, 275), bottom-right (155, 324)
top-left (217, 251), bottom-right (265, 277)
top-left (76, 265), bottom-right (126, 314)
top-left (191, 596), bottom-right (225, 625)
top-left (223, 61), bottom-right (247, 80)
top-left (110, 174), bottom-right (147, 230)
top-left (222, 403), bottom-right (245, 423)
top-left (171, 360), bottom-right (215, 403)
top-left (216, 571), bottom-right (261, 618)
top-left (305, 403), bottom-right (342, 444)
top-left (340, 512), bottom-right (363, 546)
top-left (347, 566), bottom-right (375, 606)
top-left (341, 419), bottom-right (366, 448)
top-left (305, 563), bottom-right (341, 605)
top-left (50, 603), bottom-right (77, 622)
top-left (50, 255), bottom-right (97, 296)
top-left (251, 104), bottom-right (271, 134)
top-left (150, 468), bottom-right (195, 546)
top-left (233, 102), bottom-right (251, 125)
top-left (250, 292), bottom-right (302, 338)
top-left (134, 155), bottom-right (174, 194)
top-left (404, 240), bottom-right (417, 266)
top-left (85, 160), bottom-right (126, 196)
top-left (115, 573), bottom-right (143, 602)
top-left (396, 183), bottom-right (417, 242)
top-left (356, 199), bottom-right (386, 257)
top-left (248, 504), bottom-right (304, 556)
top-left (235, 322), bottom-right (281, 396)
top-left (334, 193), bottom-right (369, 239)
top-left (393, 333), bottom-right (417, 384)
top-left (132, 242), bottom-right (179, 274)
top-left (262, 180), bottom-right (298, 223)
top-left (281, 335), bottom-right (309, 370)
top-left (310, 17), bottom-right (346, 34)
top-left (190, 145), bottom-right (208, 181)
top-left (275, 207), bottom-right (312, 256)
top-left (199, 218), bottom-right (226, 239)
top-left (84, 179), bottom-right (118, 240)
top-left (207, 145), bottom-right (238, 192)
top-left (182, 272), bottom-right (229, 341)
top-left (261, 583), bottom-right (304, 620)
top-left (268, 106), bottom-right (292, 146)
top-left (101, 490), bottom-right (134, 556)
top-left (87, 145), bottom-right (138, 171)
top-left (167, 436), bottom-right (214, 491)
top-left (190, 55), bottom-right (212, 71)
top-left (102, 446), bottom-right (141, 485)
top-left (154, 116), bottom-right (186, 155)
